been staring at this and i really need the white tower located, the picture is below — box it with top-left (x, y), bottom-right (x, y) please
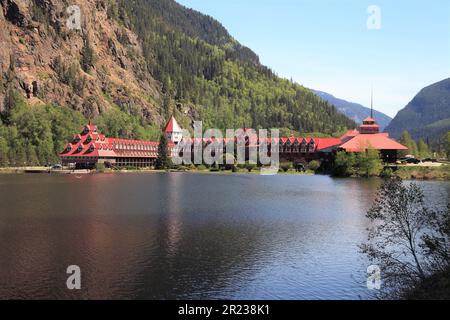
top-left (164, 115), bottom-right (183, 144)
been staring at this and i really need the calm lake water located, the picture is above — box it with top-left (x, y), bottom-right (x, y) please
top-left (0, 173), bottom-right (449, 300)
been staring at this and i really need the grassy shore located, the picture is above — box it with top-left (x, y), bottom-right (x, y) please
top-left (394, 165), bottom-right (450, 180)
top-left (2, 164), bottom-right (450, 180)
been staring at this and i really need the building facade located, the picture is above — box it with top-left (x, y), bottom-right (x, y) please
top-left (60, 115), bottom-right (407, 168)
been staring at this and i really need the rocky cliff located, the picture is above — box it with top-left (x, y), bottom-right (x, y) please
top-left (0, 0), bottom-right (165, 124)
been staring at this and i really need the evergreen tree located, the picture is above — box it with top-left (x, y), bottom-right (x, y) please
top-left (25, 142), bottom-right (39, 166)
top-left (357, 149), bottom-right (383, 178)
top-left (0, 136), bottom-right (9, 167)
top-left (417, 139), bottom-right (431, 159)
top-left (333, 151), bottom-right (356, 177)
top-left (81, 35), bottom-right (95, 73)
top-left (445, 131), bottom-right (450, 159)
top-left (155, 134), bottom-right (170, 169)
top-left (399, 130), bottom-right (418, 157)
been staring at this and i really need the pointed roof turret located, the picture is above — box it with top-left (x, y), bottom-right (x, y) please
top-left (164, 115), bottom-right (182, 133)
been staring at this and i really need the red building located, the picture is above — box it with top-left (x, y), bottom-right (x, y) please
top-left (60, 115), bottom-right (407, 168)
top-left (60, 119), bottom-right (177, 169)
top-left (338, 117), bottom-right (407, 162)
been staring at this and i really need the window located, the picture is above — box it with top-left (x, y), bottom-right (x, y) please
top-left (300, 139), bottom-right (307, 153)
top-left (308, 139), bottom-right (315, 152)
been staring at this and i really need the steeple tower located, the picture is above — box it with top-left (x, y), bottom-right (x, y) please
top-left (370, 86), bottom-right (374, 119)
top-left (359, 88), bottom-right (380, 134)
top-left (164, 115), bottom-right (183, 144)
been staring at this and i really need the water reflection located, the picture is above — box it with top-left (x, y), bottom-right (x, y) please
top-left (0, 173), bottom-right (448, 299)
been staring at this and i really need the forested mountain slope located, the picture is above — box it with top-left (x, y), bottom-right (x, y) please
top-left (385, 78), bottom-right (450, 143)
top-left (313, 90), bottom-right (392, 131)
top-left (0, 0), bottom-right (355, 165)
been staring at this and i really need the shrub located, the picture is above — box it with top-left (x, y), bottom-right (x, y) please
top-left (280, 162), bottom-right (292, 173)
top-left (308, 160), bottom-right (321, 172)
top-left (95, 163), bottom-right (106, 172)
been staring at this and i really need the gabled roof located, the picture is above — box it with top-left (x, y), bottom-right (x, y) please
top-left (164, 115), bottom-right (182, 133)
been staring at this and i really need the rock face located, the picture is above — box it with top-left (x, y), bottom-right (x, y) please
top-left (0, 0), bottom-right (165, 124)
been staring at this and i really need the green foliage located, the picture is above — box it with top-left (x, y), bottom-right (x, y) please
top-left (399, 130), bottom-right (418, 157)
top-left (417, 139), bottom-right (432, 159)
top-left (81, 35), bottom-right (95, 73)
top-left (0, 135), bottom-right (9, 166)
top-left (444, 131), bottom-right (450, 159)
top-left (356, 149), bottom-right (383, 178)
top-left (0, 90), bottom-right (85, 166)
top-left (360, 177), bottom-right (450, 299)
top-left (95, 163), bottom-right (106, 172)
top-left (280, 162), bottom-right (293, 173)
top-left (395, 165), bottom-right (450, 180)
top-left (385, 78), bottom-right (450, 144)
top-left (308, 160), bottom-right (321, 172)
top-left (155, 134), bottom-right (169, 169)
top-left (245, 163), bottom-right (256, 172)
top-left (53, 57), bottom-right (86, 96)
top-left (333, 151), bottom-right (356, 177)
top-left (114, 0), bottom-right (355, 134)
top-left (333, 150), bottom-right (382, 177)
top-left (94, 107), bottom-right (161, 141)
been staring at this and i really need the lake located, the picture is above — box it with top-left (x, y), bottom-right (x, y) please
top-left (0, 173), bottom-right (448, 299)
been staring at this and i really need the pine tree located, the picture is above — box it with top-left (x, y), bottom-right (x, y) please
top-left (81, 35), bottom-right (95, 73)
top-left (399, 131), bottom-right (418, 157)
top-left (417, 139), bottom-right (431, 159)
top-left (0, 137), bottom-right (9, 167)
top-left (26, 142), bottom-right (39, 166)
top-left (444, 131), bottom-right (450, 159)
top-left (357, 149), bottom-right (383, 178)
top-left (155, 134), bottom-right (170, 169)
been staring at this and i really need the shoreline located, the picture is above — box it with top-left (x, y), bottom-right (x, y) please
top-left (1, 165), bottom-right (449, 180)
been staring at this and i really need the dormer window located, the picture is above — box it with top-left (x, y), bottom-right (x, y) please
top-left (66, 145), bottom-right (72, 152)
top-left (86, 135), bottom-right (92, 143)
top-left (300, 139), bottom-right (307, 153)
top-left (77, 145), bottom-right (83, 152)
top-left (88, 145), bottom-right (95, 152)
top-left (308, 139), bottom-right (315, 152)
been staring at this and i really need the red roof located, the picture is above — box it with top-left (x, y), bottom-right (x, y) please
top-left (164, 115), bottom-right (182, 133)
top-left (315, 138), bottom-right (342, 151)
top-left (339, 133), bottom-right (408, 152)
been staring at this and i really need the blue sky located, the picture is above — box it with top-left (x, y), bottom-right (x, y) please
top-left (176, 0), bottom-right (450, 118)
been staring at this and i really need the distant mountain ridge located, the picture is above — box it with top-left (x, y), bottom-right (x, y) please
top-left (312, 90), bottom-right (392, 131)
top-left (385, 78), bottom-right (450, 142)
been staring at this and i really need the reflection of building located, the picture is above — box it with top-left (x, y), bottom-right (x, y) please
top-left (61, 113), bottom-right (407, 168)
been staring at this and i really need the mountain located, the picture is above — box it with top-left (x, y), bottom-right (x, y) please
top-left (0, 0), bottom-right (356, 165)
top-left (312, 90), bottom-right (392, 131)
top-left (385, 78), bottom-right (450, 142)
